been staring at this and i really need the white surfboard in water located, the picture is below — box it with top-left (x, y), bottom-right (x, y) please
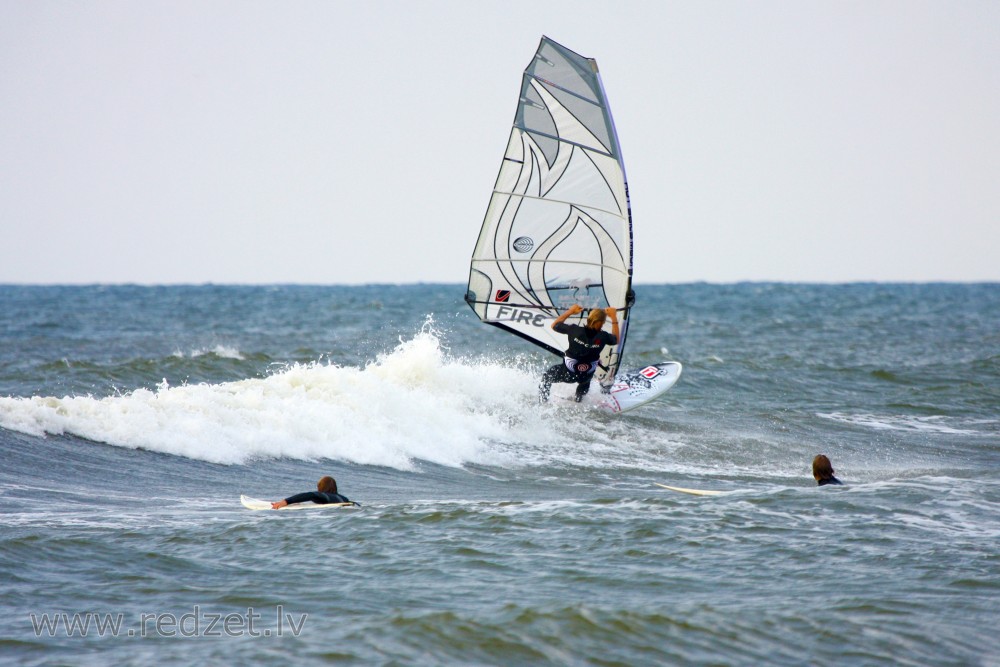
top-left (464, 36), bottom-right (681, 413)
top-left (240, 495), bottom-right (357, 511)
top-left (654, 483), bottom-right (726, 497)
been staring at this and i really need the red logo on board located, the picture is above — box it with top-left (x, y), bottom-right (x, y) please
top-left (639, 366), bottom-right (660, 379)
top-left (495, 290), bottom-right (510, 302)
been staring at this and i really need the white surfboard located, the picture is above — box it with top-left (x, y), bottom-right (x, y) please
top-left (654, 482), bottom-right (725, 497)
top-left (240, 495), bottom-right (357, 511)
top-left (599, 362), bottom-right (682, 413)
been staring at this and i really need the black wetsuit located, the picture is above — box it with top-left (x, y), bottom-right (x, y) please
top-left (817, 477), bottom-right (843, 486)
top-left (539, 323), bottom-right (618, 402)
top-left (284, 491), bottom-right (353, 505)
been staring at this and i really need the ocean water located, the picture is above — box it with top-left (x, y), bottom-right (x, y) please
top-left (1, 283), bottom-right (998, 666)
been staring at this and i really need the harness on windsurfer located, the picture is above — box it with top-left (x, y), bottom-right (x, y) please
top-left (539, 304), bottom-right (619, 403)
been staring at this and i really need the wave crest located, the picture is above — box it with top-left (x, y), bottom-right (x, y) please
top-left (0, 329), bottom-right (547, 468)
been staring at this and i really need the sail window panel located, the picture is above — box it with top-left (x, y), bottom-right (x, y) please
top-left (599, 270), bottom-right (630, 311)
top-left (516, 83), bottom-right (558, 134)
top-left (528, 80), bottom-right (607, 156)
top-left (542, 233), bottom-right (608, 312)
top-left (544, 84), bottom-right (615, 157)
top-left (528, 40), bottom-right (601, 105)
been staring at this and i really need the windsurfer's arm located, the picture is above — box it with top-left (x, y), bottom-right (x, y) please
top-left (606, 307), bottom-right (620, 343)
top-left (552, 304), bottom-right (583, 329)
top-left (271, 492), bottom-right (321, 509)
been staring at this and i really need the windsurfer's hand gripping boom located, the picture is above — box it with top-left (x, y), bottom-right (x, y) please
top-left (551, 303), bottom-right (584, 328)
top-left (551, 304), bottom-right (619, 340)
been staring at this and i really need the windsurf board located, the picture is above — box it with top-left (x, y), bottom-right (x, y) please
top-left (599, 362), bottom-right (682, 413)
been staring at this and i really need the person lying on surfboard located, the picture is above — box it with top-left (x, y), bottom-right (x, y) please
top-left (539, 304), bottom-right (619, 403)
top-left (271, 476), bottom-right (355, 509)
top-left (812, 455), bottom-right (843, 486)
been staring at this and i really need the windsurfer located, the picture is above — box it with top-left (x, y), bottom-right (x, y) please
top-left (271, 475), bottom-right (354, 509)
top-left (539, 304), bottom-right (619, 403)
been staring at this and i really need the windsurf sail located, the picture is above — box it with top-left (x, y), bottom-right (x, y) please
top-left (465, 36), bottom-right (634, 385)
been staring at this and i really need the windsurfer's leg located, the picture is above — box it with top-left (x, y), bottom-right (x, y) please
top-left (539, 364), bottom-right (564, 403)
top-left (574, 376), bottom-right (593, 402)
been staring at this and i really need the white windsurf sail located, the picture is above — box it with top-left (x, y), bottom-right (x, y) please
top-left (466, 36), bottom-right (634, 384)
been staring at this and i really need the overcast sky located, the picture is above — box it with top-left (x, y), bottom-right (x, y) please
top-left (2, 0), bottom-right (998, 284)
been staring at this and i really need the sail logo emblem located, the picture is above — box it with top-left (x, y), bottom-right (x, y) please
top-left (495, 290), bottom-right (511, 303)
top-left (639, 366), bottom-right (660, 379)
top-left (512, 237), bottom-right (534, 253)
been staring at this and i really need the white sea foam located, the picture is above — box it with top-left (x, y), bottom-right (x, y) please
top-left (0, 330), bottom-right (561, 468)
top-left (172, 345), bottom-right (245, 360)
top-left (0, 323), bottom-right (706, 472)
top-left (817, 412), bottom-right (981, 435)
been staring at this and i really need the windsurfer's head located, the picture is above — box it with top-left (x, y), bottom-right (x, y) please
top-left (586, 309), bottom-right (607, 330)
top-left (317, 476), bottom-right (338, 494)
top-left (812, 455), bottom-right (835, 482)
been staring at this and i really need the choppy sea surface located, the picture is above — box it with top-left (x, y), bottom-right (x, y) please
top-left (1, 283), bottom-right (998, 666)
